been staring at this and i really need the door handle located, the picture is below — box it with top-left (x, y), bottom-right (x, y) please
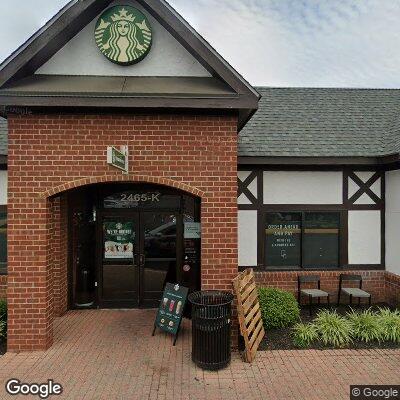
top-left (133, 254), bottom-right (138, 267)
top-left (139, 254), bottom-right (146, 266)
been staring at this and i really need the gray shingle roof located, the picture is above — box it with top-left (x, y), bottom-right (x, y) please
top-left (0, 118), bottom-right (7, 156)
top-left (1, 88), bottom-right (399, 160)
top-left (239, 87), bottom-right (400, 158)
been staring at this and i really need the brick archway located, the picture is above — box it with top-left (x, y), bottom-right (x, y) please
top-left (39, 174), bottom-right (206, 199)
top-left (7, 113), bottom-right (238, 352)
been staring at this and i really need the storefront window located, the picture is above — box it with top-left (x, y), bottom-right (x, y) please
top-left (265, 212), bottom-right (302, 267)
top-left (265, 211), bottom-right (340, 269)
top-left (0, 207), bottom-right (6, 274)
top-left (303, 212), bottom-right (340, 268)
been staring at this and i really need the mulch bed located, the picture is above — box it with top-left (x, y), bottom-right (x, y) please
top-left (259, 304), bottom-right (400, 351)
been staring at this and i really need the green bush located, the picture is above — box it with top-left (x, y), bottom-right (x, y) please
top-left (347, 309), bottom-right (383, 343)
top-left (258, 287), bottom-right (300, 329)
top-left (0, 299), bottom-right (6, 322)
top-left (377, 308), bottom-right (400, 343)
top-left (0, 320), bottom-right (5, 340)
top-left (292, 323), bottom-right (318, 348)
top-left (314, 310), bottom-right (352, 347)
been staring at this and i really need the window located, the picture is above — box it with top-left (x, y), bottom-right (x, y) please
top-left (264, 211), bottom-right (340, 269)
top-left (303, 212), bottom-right (340, 268)
top-left (265, 212), bottom-right (302, 267)
top-left (0, 206), bottom-right (6, 274)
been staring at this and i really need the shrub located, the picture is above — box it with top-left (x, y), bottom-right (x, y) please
top-left (377, 308), bottom-right (400, 343)
top-left (0, 320), bottom-right (5, 340)
top-left (314, 310), bottom-right (352, 347)
top-left (0, 299), bottom-right (6, 322)
top-left (258, 287), bottom-right (300, 329)
top-left (292, 323), bottom-right (318, 348)
top-left (347, 309), bottom-right (383, 343)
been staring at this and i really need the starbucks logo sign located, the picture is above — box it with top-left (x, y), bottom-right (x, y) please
top-left (95, 6), bottom-right (152, 65)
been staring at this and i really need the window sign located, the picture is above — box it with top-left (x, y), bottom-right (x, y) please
top-left (184, 222), bottom-right (201, 239)
top-left (265, 213), bottom-right (301, 267)
top-left (104, 221), bottom-right (135, 259)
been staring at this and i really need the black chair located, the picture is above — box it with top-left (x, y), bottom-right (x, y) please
top-left (337, 274), bottom-right (372, 307)
top-left (298, 275), bottom-right (330, 316)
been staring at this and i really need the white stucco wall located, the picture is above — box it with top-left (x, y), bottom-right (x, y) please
top-left (36, 0), bottom-right (211, 77)
top-left (263, 171), bottom-right (343, 204)
top-left (0, 171), bottom-right (7, 205)
top-left (348, 210), bottom-right (381, 265)
top-left (238, 210), bottom-right (257, 266)
top-left (385, 170), bottom-right (400, 274)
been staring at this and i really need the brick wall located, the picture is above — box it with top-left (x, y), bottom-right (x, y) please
top-left (0, 275), bottom-right (6, 299)
top-left (7, 113), bottom-right (238, 352)
top-left (254, 270), bottom-right (388, 305)
top-left (385, 272), bottom-right (400, 307)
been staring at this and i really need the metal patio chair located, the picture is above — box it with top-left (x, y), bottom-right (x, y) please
top-left (337, 274), bottom-right (372, 307)
top-left (298, 275), bottom-right (330, 316)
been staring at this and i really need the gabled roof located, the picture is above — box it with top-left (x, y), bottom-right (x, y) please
top-left (239, 87), bottom-right (400, 164)
top-left (0, 0), bottom-right (259, 128)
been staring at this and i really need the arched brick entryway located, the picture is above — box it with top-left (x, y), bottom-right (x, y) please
top-left (7, 113), bottom-right (238, 352)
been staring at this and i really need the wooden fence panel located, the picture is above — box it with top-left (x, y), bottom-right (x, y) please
top-left (232, 268), bottom-right (265, 363)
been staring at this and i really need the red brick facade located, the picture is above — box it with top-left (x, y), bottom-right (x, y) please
top-left (385, 272), bottom-right (400, 307)
top-left (255, 270), bottom-right (398, 306)
top-left (7, 113), bottom-right (239, 352)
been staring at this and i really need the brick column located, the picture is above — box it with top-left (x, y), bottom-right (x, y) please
top-left (7, 196), bottom-right (54, 352)
top-left (53, 195), bottom-right (68, 317)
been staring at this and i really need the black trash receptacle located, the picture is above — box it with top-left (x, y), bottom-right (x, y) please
top-left (188, 290), bottom-right (234, 371)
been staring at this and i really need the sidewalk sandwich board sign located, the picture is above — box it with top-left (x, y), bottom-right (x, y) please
top-left (152, 283), bottom-right (189, 346)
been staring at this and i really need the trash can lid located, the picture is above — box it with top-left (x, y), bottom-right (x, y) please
top-left (188, 290), bottom-right (234, 307)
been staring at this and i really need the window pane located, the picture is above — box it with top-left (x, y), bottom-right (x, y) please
top-left (265, 212), bottom-right (301, 267)
top-left (303, 212), bottom-right (340, 268)
top-left (0, 210), bottom-right (6, 272)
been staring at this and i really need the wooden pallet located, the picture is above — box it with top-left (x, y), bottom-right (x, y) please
top-left (232, 268), bottom-right (265, 363)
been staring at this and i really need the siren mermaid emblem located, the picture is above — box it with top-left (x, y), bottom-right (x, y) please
top-left (95, 6), bottom-right (152, 65)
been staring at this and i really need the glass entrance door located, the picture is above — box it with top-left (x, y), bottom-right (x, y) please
top-left (100, 214), bottom-right (140, 307)
top-left (100, 212), bottom-right (178, 308)
top-left (140, 212), bottom-right (178, 307)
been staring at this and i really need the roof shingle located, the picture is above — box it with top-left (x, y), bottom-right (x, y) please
top-left (239, 87), bottom-right (400, 158)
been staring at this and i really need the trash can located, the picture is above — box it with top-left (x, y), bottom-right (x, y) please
top-left (188, 290), bottom-right (234, 371)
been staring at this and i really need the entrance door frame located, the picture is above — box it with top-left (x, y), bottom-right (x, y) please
top-left (97, 209), bottom-right (183, 308)
top-left (68, 182), bottom-right (201, 310)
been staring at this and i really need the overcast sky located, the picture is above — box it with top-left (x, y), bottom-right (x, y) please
top-left (0, 0), bottom-right (399, 87)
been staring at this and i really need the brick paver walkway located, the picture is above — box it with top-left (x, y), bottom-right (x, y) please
top-left (0, 310), bottom-right (399, 399)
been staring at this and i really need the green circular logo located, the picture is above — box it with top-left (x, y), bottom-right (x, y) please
top-left (95, 6), bottom-right (152, 65)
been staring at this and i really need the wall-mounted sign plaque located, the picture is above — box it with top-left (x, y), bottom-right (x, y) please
top-left (184, 222), bottom-right (201, 239)
top-left (107, 146), bottom-right (128, 172)
top-left (152, 283), bottom-right (189, 346)
top-left (95, 5), bottom-right (152, 65)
